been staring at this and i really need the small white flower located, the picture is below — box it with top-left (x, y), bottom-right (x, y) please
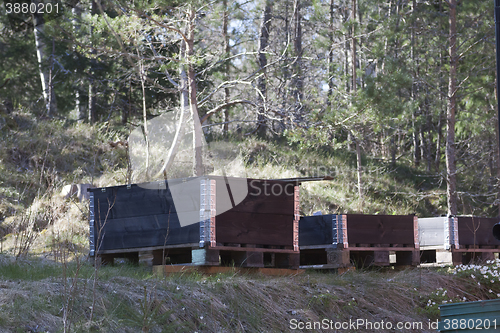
top-left (200, 316), bottom-right (204, 320)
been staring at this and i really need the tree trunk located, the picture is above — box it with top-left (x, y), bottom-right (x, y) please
top-left (281, 0), bottom-right (290, 130)
top-left (351, 0), bottom-right (357, 96)
top-left (222, 0), bottom-right (230, 134)
top-left (350, 0), bottom-right (362, 211)
top-left (88, 0), bottom-right (97, 123)
top-left (256, 0), bottom-right (272, 137)
top-left (411, 0), bottom-right (420, 167)
top-left (326, 0), bottom-right (334, 108)
top-left (33, 1), bottom-right (56, 116)
top-left (139, 58), bottom-right (150, 179)
top-left (446, 0), bottom-right (458, 216)
top-left (186, 7), bottom-right (204, 177)
top-left (72, 4), bottom-right (85, 121)
top-left (154, 28), bottom-right (190, 179)
top-left (292, 0), bottom-right (303, 118)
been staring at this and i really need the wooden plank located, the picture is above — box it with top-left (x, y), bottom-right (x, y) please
top-left (209, 246), bottom-right (296, 253)
top-left (345, 214), bottom-right (416, 245)
top-left (215, 211), bottom-right (294, 246)
top-left (95, 214), bottom-right (200, 252)
top-left (456, 217), bottom-right (500, 247)
top-left (300, 244), bottom-right (337, 250)
top-left (347, 247), bottom-right (416, 251)
top-left (93, 186), bottom-right (177, 221)
top-left (97, 243), bottom-right (198, 255)
top-left (212, 177), bottom-right (295, 214)
top-left (452, 248), bottom-right (500, 253)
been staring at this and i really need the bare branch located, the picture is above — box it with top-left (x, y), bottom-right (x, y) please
top-left (200, 100), bottom-right (257, 123)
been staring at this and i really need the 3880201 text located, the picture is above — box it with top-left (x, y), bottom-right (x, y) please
top-left (5, 1), bottom-right (60, 15)
top-left (442, 318), bottom-right (497, 330)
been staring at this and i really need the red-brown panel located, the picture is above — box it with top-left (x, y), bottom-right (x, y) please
top-left (457, 217), bottom-right (500, 246)
top-left (346, 214), bottom-right (416, 246)
top-left (216, 211), bottom-right (294, 246)
top-left (212, 177), bottom-right (295, 214)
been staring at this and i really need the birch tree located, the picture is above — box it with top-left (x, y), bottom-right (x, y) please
top-left (33, 0), bottom-right (57, 116)
top-left (446, 0), bottom-right (458, 215)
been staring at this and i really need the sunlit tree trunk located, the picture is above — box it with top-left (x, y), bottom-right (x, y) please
top-left (33, 1), bottom-right (56, 116)
top-left (292, 0), bottom-right (303, 119)
top-left (326, 0), bottom-right (334, 108)
top-left (446, 0), bottom-right (458, 215)
top-left (88, 0), bottom-right (97, 123)
top-left (256, 0), bottom-right (272, 137)
top-left (186, 6), bottom-right (204, 176)
top-left (222, 0), bottom-right (230, 134)
top-left (72, 4), bottom-right (86, 121)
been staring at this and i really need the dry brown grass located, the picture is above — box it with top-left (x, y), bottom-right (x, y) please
top-left (0, 261), bottom-right (494, 333)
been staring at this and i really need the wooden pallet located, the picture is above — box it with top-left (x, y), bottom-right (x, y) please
top-left (93, 244), bottom-right (300, 269)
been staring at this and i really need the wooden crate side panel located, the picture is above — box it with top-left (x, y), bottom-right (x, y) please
top-left (346, 214), bottom-right (416, 246)
top-left (92, 188), bottom-right (180, 222)
top-left (95, 214), bottom-right (200, 252)
top-left (299, 215), bottom-right (334, 246)
top-left (457, 217), bottom-right (500, 247)
top-left (216, 211), bottom-right (294, 246)
top-left (215, 179), bottom-right (296, 247)
top-left (418, 217), bottom-right (447, 247)
top-left (214, 178), bottom-right (294, 215)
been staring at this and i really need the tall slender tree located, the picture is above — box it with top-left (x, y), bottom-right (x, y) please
top-left (256, 0), bottom-right (273, 137)
top-left (446, 0), bottom-right (458, 215)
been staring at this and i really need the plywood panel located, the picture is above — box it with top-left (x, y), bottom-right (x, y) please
top-left (299, 215), bottom-right (334, 246)
top-left (216, 211), bottom-right (294, 246)
top-left (346, 214), bottom-right (415, 245)
top-left (208, 177), bottom-right (295, 214)
top-left (457, 217), bottom-right (500, 247)
top-left (96, 214), bottom-right (200, 252)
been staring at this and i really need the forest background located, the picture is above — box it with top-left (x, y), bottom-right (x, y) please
top-left (1, 0), bottom-right (499, 221)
